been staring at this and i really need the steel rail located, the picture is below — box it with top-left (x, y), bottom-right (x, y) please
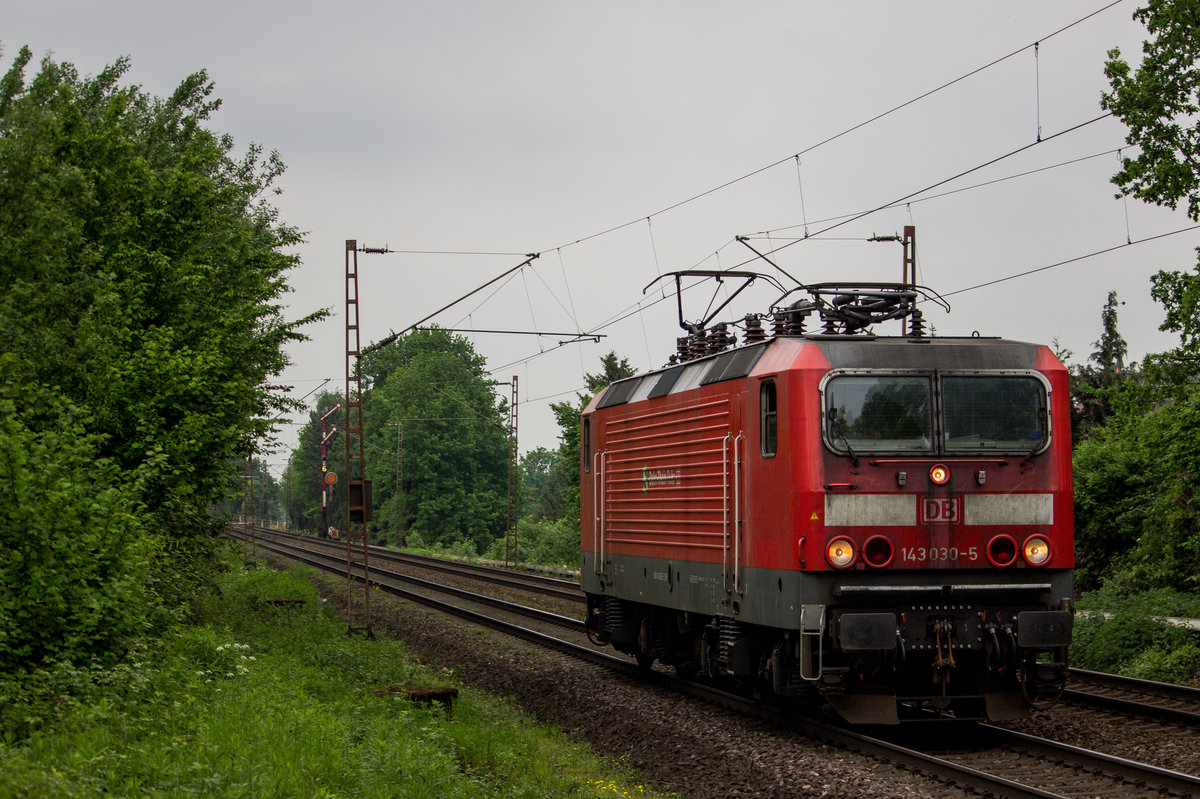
top-left (255, 527), bottom-right (583, 602)
top-left (246, 533), bottom-right (584, 633)
top-left (1063, 668), bottom-right (1200, 725)
top-left (978, 724), bottom-right (1200, 798)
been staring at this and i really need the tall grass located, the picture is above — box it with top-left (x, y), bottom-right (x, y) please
top-left (0, 550), bottom-right (671, 797)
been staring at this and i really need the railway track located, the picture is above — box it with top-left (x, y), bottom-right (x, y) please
top-left (232, 526), bottom-right (1200, 798)
top-left (236, 527), bottom-right (585, 637)
top-left (246, 527), bottom-right (583, 605)
top-left (1062, 668), bottom-right (1200, 725)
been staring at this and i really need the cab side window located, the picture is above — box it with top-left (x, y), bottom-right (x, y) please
top-left (760, 379), bottom-right (777, 457)
top-left (583, 416), bottom-right (591, 472)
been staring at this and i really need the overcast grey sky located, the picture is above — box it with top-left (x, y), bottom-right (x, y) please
top-left (5, 1), bottom-right (1198, 477)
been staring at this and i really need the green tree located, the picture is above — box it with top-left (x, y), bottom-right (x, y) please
top-left (585, 352), bottom-right (635, 393)
top-left (1102, 0), bottom-right (1200, 222)
top-left (213, 457), bottom-right (281, 524)
top-left (520, 446), bottom-right (568, 521)
top-left (1072, 291), bottom-right (1133, 436)
top-left (0, 47), bottom-right (322, 533)
top-left (1103, 0), bottom-right (1200, 360)
top-left (361, 328), bottom-right (510, 552)
top-left (0, 359), bottom-right (153, 675)
top-left (1073, 393), bottom-right (1200, 593)
top-left (0, 46), bottom-right (321, 678)
top-left (1070, 1), bottom-right (1200, 599)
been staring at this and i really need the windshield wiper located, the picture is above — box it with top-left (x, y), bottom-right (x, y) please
top-left (1020, 446), bottom-right (1040, 468)
top-left (827, 409), bottom-right (859, 467)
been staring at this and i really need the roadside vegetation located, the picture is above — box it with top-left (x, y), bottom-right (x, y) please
top-left (1064, 0), bottom-right (1200, 684)
top-left (0, 550), bottom-right (672, 798)
top-left (0, 41), bottom-right (320, 733)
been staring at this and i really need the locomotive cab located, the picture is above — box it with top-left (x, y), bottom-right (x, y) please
top-left (581, 282), bottom-right (1074, 724)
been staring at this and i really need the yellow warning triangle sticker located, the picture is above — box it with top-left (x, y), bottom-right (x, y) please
top-left (810, 512), bottom-right (819, 521)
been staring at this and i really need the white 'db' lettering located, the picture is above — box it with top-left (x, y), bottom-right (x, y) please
top-left (921, 497), bottom-right (960, 524)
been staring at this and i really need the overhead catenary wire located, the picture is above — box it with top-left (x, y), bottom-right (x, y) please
top-left (794, 156), bottom-right (811, 238)
top-left (361, 252), bottom-right (542, 356)
top-left (538, 0), bottom-right (1125, 254)
top-left (528, 259), bottom-right (586, 329)
top-left (483, 109), bottom-right (1127, 388)
top-left (647, 217), bottom-right (666, 299)
top-left (942, 224), bottom-right (1200, 298)
top-left (750, 147), bottom-right (1127, 238)
top-left (362, 2), bottom-right (1129, 363)
top-left (487, 223), bottom-right (1200, 396)
top-left (1035, 42), bottom-right (1044, 142)
top-left (349, 1), bottom-right (1154, 420)
top-left (726, 112), bottom-right (1115, 271)
top-left (559, 113), bottom-right (1117, 345)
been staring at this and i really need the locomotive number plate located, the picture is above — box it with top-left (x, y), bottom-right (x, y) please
top-left (920, 497), bottom-right (960, 524)
top-left (900, 545), bottom-right (979, 563)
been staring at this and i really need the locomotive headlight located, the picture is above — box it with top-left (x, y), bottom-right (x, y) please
top-left (826, 537), bottom-right (856, 568)
top-left (929, 464), bottom-right (950, 485)
top-left (1022, 535), bottom-right (1052, 566)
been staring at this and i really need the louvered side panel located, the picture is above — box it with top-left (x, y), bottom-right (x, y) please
top-left (602, 396), bottom-right (730, 558)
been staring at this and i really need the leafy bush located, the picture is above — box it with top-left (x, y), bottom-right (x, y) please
top-left (1071, 589), bottom-right (1200, 685)
top-left (0, 365), bottom-right (156, 677)
top-left (484, 517), bottom-right (581, 569)
top-left (0, 44), bottom-right (322, 697)
top-left (1121, 642), bottom-right (1200, 684)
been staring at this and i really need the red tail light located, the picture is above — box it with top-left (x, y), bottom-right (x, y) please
top-left (863, 535), bottom-right (894, 568)
top-left (986, 534), bottom-right (1018, 567)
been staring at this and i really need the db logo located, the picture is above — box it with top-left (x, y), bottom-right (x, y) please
top-left (921, 497), bottom-right (960, 524)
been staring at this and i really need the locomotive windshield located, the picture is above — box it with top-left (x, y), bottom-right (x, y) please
top-left (826, 376), bottom-right (932, 452)
top-left (942, 376), bottom-right (1046, 451)
top-left (825, 373), bottom-right (1048, 455)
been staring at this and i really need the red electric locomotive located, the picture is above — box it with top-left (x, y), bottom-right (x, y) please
top-left (580, 277), bottom-right (1073, 723)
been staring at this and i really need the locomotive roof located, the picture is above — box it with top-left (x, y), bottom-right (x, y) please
top-left (811, 335), bottom-right (1044, 369)
top-left (592, 334), bottom-right (1052, 411)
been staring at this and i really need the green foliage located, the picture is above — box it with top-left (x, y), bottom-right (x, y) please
top-left (284, 330), bottom-right (510, 551)
top-left (284, 390), bottom-right (344, 535)
top-left (1072, 587), bottom-right (1200, 684)
top-left (1074, 2), bottom-right (1200, 607)
top-left (0, 357), bottom-right (156, 677)
top-left (0, 558), bottom-right (673, 798)
top-left (0, 45), bottom-right (321, 683)
top-left (1102, 0), bottom-right (1200, 222)
top-left (520, 446), bottom-right (569, 520)
top-left (1102, 1), bottom-right (1200, 373)
top-left (214, 458), bottom-right (282, 523)
top-left (586, 351), bottom-right (636, 393)
top-left (0, 46), bottom-right (323, 536)
top-left (365, 328), bottom-right (509, 553)
top-left (1070, 291), bottom-right (1135, 437)
top-left (286, 347), bottom-right (637, 555)
top-left (549, 394), bottom-right (589, 528)
top-left (1072, 432), bottom-right (1152, 590)
top-left (1073, 387), bottom-right (1200, 593)
top-left (486, 517), bottom-right (580, 569)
